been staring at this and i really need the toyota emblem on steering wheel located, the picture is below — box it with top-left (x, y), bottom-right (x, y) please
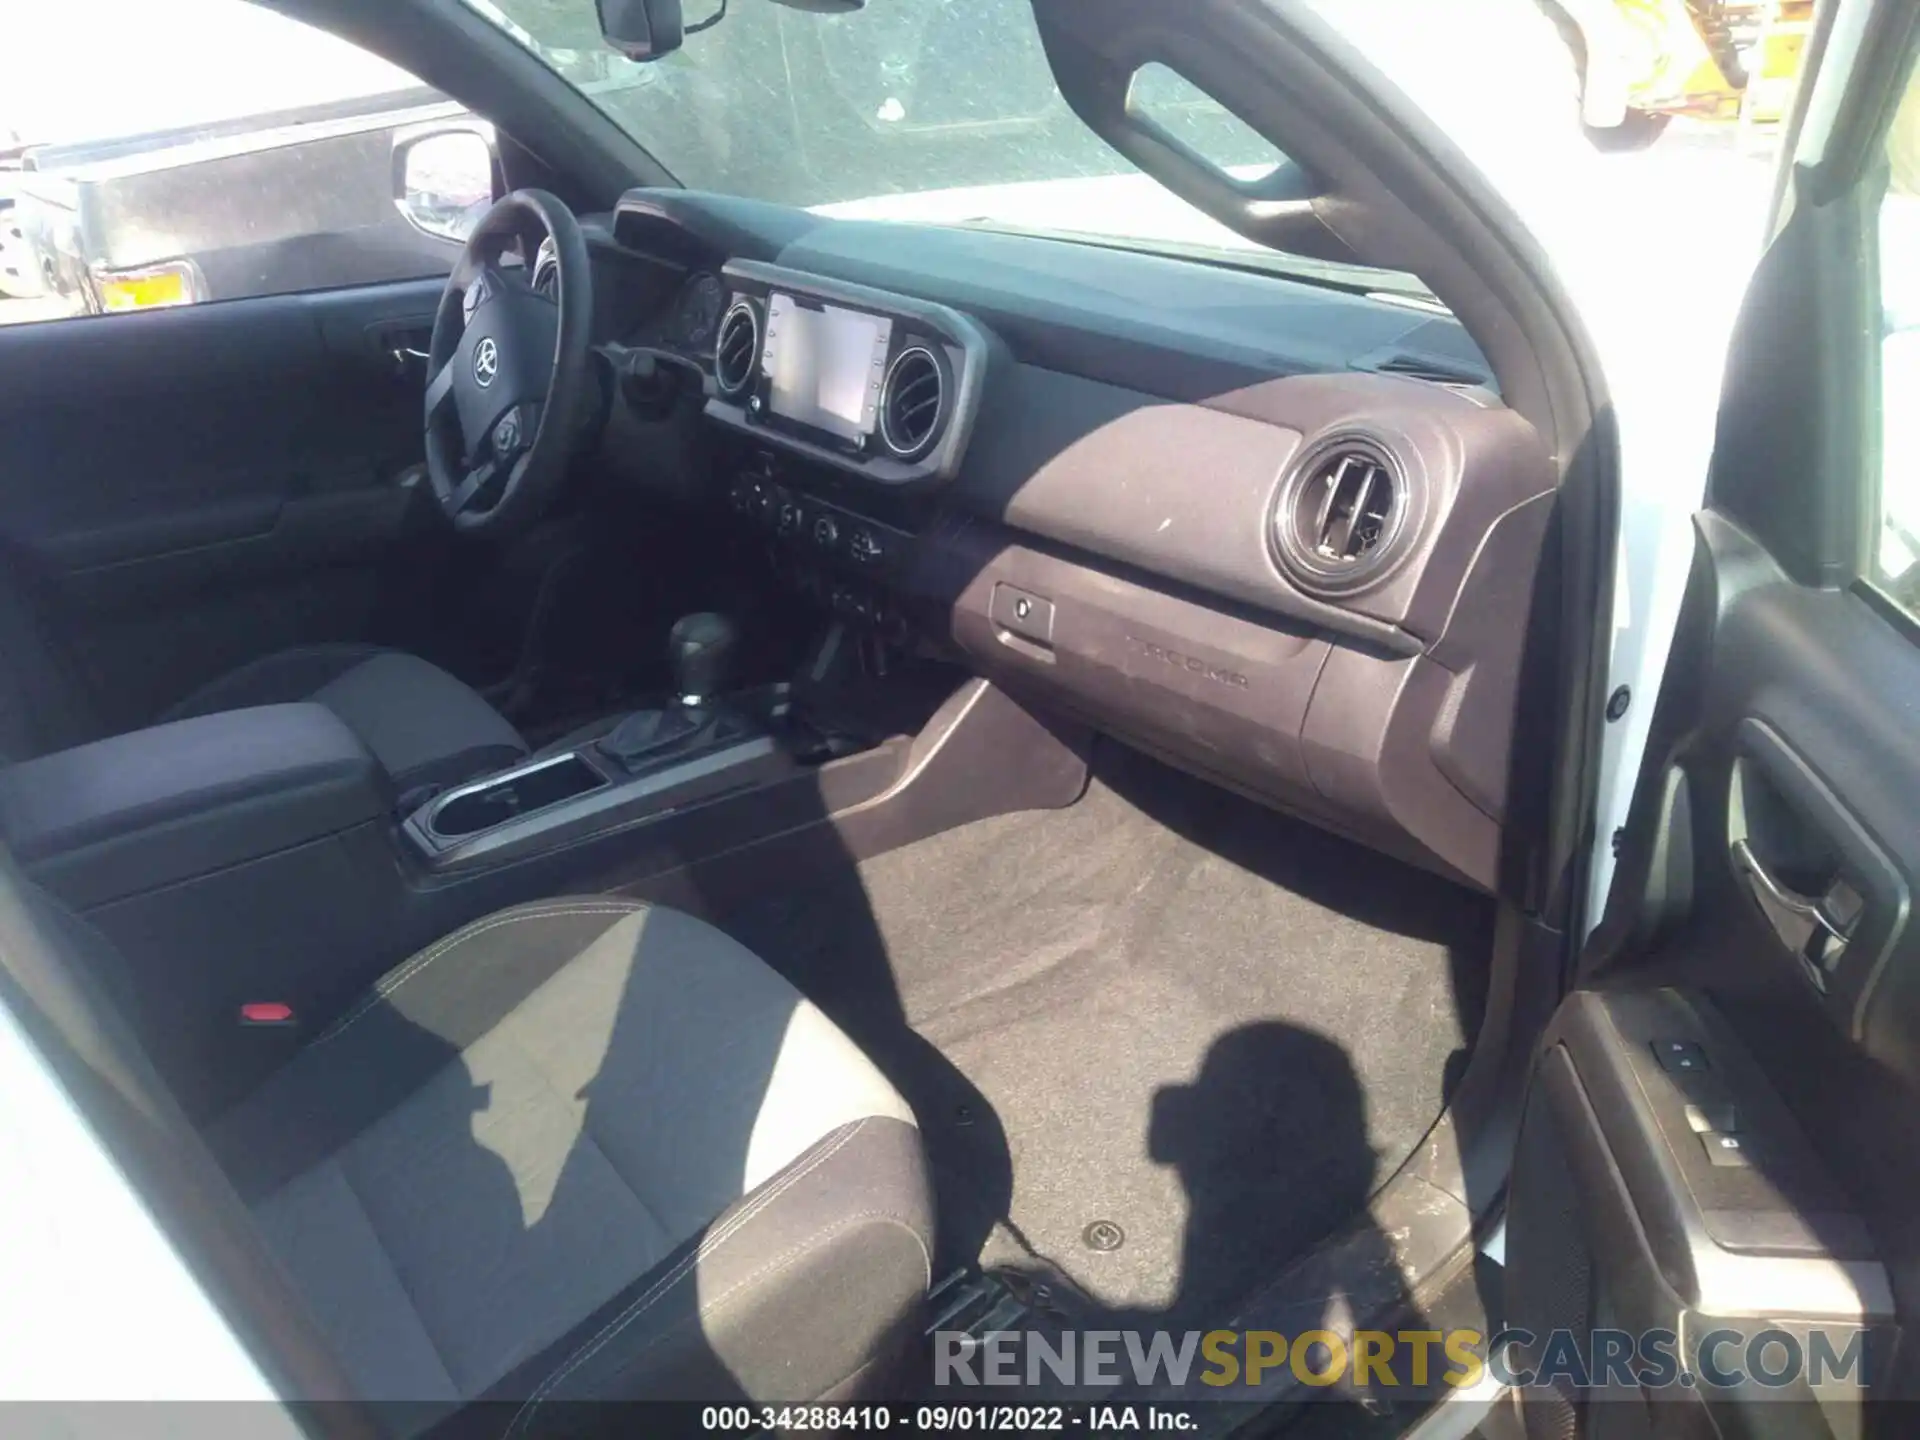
top-left (473, 336), bottom-right (499, 388)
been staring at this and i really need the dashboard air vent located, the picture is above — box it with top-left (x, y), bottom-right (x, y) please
top-left (714, 298), bottom-right (760, 398)
top-left (1371, 353), bottom-right (1487, 387)
top-left (1271, 437), bottom-right (1415, 596)
top-left (879, 346), bottom-right (944, 459)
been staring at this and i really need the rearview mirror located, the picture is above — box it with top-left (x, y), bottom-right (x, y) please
top-left (392, 127), bottom-right (498, 244)
top-left (598, 0), bottom-right (685, 60)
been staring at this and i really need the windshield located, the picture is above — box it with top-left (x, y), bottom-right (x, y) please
top-left (459, 0), bottom-right (1426, 292)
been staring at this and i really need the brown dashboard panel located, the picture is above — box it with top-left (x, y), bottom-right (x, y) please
top-left (954, 365), bottom-right (1554, 652)
top-left (918, 371), bottom-right (1556, 894)
top-left (926, 509), bottom-right (1548, 892)
top-left (927, 521), bottom-right (1333, 799)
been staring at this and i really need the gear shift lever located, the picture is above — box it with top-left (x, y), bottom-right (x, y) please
top-left (598, 613), bottom-right (742, 771)
top-left (670, 612), bottom-right (739, 708)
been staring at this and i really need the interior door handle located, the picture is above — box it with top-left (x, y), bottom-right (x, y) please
top-left (363, 319), bottom-right (435, 380)
top-left (1730, 838), bottom-right (1854, 987)
top-left (389, 344), bottom-right (431, 383)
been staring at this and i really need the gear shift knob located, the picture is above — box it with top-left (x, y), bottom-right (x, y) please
top-left (669, 613), bottom-right (739, 705)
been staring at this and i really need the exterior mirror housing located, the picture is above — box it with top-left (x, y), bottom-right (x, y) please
top-left (392, 126), bottom-right (499, 244)
top-left (598, 0), bottom-right (685, 60)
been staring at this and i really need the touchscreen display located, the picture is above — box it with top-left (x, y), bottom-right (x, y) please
top-left (763, 293), bottom-right (894, 442)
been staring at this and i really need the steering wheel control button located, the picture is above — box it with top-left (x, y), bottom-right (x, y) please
top-left (812, 514), bottom-right (840, 551)
top-left (777, 500), bottom-right (804, 537)
top-left (1652, 1039), bottom-right (1709, 1075)
top-left (493, 409), bottom-right (521, 457)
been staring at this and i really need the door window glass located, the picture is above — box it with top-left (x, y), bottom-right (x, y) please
top-left (1876, 59), bottom-right (1920, 611)
top-left (0, 0), bottom-right (462, 327)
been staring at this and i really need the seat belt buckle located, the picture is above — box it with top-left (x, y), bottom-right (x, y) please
top-left (239, 1002), bottom-right (298, 1028)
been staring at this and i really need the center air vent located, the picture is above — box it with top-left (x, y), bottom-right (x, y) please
top-left (1270, 436), bottom-right (1415, 596)
top-left (879, 346), bottom-right (945, 459)
top-left (714, 298), bottom-right (760, 398)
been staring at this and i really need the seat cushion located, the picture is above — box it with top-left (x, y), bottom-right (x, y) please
top-left (163, 645), bottom-right (526, 792)
top-left (206, 899), bottom-right (932, 1422)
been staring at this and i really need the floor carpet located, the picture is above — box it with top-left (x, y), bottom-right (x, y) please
top-left (715, 741), bottom-right (1493, 1330)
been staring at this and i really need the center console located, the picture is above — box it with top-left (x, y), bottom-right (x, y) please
top-left (400, 611), bottom-right (904, 875)
top-left (406, 256), bottom-right (1006, 889)
top-left (404, 705), bottom-right (790, 872)
top-left (1, 703), bottom-right (387, 911)
top-left (0, 704), bottom-right (405, 1118)
top-left (701, 260), bottom-right (1001, 648)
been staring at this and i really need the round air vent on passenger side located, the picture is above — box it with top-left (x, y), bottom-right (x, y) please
top-left (1269, 434), bottom-right (1416, 596)
top-left (878, 346), bottom-right (945, 459)
top-left (714, 298), bottom-right (761, 399)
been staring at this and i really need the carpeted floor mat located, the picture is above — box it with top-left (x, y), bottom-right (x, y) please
top-left (714, 741), bottom-right (1492, 1331)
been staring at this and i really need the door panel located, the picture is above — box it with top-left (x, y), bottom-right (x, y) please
top-left (1502, 520), bottom-right (1919, 1438)
top-left (1508, 990), bottom-right (1895, 1439)
top-left (0, 279), bottom-right (447, 737)
top-left (1681, 517), bottom-right (1919, 1075)
top-left (1497, 0), bottom-right (1920, 1431)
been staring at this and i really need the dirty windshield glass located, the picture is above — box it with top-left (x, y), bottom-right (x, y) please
top-left (460, 0), bottom-right (1404, 280)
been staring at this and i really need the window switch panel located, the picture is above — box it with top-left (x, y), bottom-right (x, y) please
top-left (1653, 1039), bottom-right (1711, 1075)
top-left (1700, 1131), bottom-right (1753, 1168)
top-left (1684, 1100), bottom-right (1741, 1134)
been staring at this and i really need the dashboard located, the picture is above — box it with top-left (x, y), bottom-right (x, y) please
top-left (589, 188), bottom-right (1555, 895)
top-left (665, 271), bottom-right (727, 354)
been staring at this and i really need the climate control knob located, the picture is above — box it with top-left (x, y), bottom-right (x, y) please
top-left (812, 514), bottom-right (841, 551)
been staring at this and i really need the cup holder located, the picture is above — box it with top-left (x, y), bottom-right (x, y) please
top-left (429, 754), bottom-right (607, 838)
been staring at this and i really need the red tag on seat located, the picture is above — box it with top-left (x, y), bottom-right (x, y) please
top-left (240, 1002), bottom-right (296, 1026)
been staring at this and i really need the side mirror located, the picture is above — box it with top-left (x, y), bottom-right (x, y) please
top-left (392, 127), bottom-right (499, 244)
top-left (598, 0), bottom-right (685, 61)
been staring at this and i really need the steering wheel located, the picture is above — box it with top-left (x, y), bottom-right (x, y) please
top-left (424, 190), bottom-right (594, 537)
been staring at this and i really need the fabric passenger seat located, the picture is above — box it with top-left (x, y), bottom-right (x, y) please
top-left (0, 876), bottom-right (934, 1432)
top-left (204, 899), bottom-right (934, 1423)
